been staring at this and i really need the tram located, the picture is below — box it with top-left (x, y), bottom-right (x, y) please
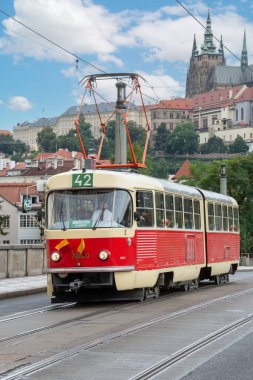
top-left (44, 168), bottom-right (240, 303)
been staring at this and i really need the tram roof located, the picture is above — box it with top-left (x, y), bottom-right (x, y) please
top-left (46, 169), bottom-right (237, 205)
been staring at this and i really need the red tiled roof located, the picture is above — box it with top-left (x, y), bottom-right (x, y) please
top-left (0, 130), bottom-right (13, 136)
top-left (173, 159), bottom-right (191, 180)
top-left (7, 162), bottom-right (27, 172)
top-left (0, 182), bottom-right (38, 205)
top-left (191, 85), bottom-right (245, 110)
top-left (33, 149), bottom-right (83, 161)
top-left (150, 98), bottom-right (192, 110)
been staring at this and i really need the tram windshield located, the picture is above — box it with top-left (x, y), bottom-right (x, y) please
top-left (47, 189), bottom-right (132, 230)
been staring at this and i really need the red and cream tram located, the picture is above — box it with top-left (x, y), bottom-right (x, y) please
top-left (45, 169), bottom-right (240, 302)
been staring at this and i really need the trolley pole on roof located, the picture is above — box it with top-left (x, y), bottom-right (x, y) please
top-left (220, 163), bottom-right (227, 195)
top-left (115, 81), bottom-right (127, 165)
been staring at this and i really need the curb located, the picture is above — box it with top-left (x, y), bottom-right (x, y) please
top-left (0, 287), bottom-right (47, 300)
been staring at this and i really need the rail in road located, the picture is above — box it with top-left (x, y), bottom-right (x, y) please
top-left (1, 276), bottom-right (253, 379)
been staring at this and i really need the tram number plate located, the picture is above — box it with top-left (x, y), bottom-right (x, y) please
top-left (72, 173), bottom-right (93, 187)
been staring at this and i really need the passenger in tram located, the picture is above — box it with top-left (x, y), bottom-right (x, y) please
top-left (92, 200), bottom-right (112, 227)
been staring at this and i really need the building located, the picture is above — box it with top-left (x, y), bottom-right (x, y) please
top-left (0, 183), bottom-right (42, 245)
top-left (13, 117), bottom-right (58, 151)
top-left (186, 12), bottom-right (253, 98)
top-left (192, 84), bottom-right (253, 151)
top-left (150, 98), bottom-right (192, 145)
top-left (13, 102), bottom-right (144, 151)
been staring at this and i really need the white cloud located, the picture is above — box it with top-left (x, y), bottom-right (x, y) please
top-left (8, 96), bottom-right (33, 110)
top-left (0, 99), bottom-right (4, 106)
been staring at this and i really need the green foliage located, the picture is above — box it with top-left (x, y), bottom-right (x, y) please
top-left (167, 122), bottom-right (199, 154)
top-left (0, 201), bottom-right (8, 236)
top-left (200, 135), bottom-right (227, 154)
top-left (228, 135), bottom-right (249, 153)
top-left (154, 123), bottom-right (170, 152)
top-left (0, 134), bottom-right (28, 156)
top-left (37, 127), bottom-right (57, 152)
top-left (184, 154), bottom-right (253, 253)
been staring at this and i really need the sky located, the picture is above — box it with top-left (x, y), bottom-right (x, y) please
top-left (1, 0), bottom-right (253, 132)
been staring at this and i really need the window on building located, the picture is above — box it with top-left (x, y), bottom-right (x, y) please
top-left (203, 118), bottom-right (208, 129)
top-left (20, 214), bottom-right (38, 228)
top-left (3, 216), bottom-right (10, 228)
top-left (152, 111), bottom-right (157, 119)
top-left (236, 109), bottom-right (238, 121)
top-left (170, 112), bottom-right (174, 119)
top-left (241, 108), bottom-right (244, 120)
top-left (212, 116), bottom-right (217, 125)
top-left (176, 113), bottom-right (180, 119)
top-left (194, 120), bottom-right (199, 129)
top-left (3, 240), bottom-right (10, 244)
top-left (170, 123), bottom-right (173, 130)
top-left (163, 112), bottom-right (167, 118)
top-left (20, 239), bottom-right (41, 244)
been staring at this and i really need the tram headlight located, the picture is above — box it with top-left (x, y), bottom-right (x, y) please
top-left (99, 250), bottom-right (110, 261)
top-left (51, 251), bottom-right (61, 262)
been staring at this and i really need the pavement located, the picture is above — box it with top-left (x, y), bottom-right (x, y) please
top-left (0, 267), bottom-right (252, 300)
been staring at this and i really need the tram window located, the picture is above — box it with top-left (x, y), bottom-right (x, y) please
top-left (228, 206), bottom-right (234, 231)
top-left (184, 198), bottom-right (193, 229)
top-left (136, 191), bottom-right (154, 227)
top-left (223, 205), bottom-right (228, 231)
top-left (155, 192), bottom-right (165, 227)
top-left (47, 189), bottom-right (132, 229)
top-left (193, 200), bottom-right (201, 230)
top-left (233, 207), bottom-right (239, 231)
top-left (165, 194), bottom-right (175, 228)
top-left (208, 203), bottom-right (214, 230)
top-left (114, 190), bottom-right (132, 227)
top-left (175, 196), bottom-right (183, 228)
top-left (215, 204), bottom-right (222, 231)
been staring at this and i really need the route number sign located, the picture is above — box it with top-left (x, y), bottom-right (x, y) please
top-left (23, 196), bottom-right (32, 211)
top-left (72, 173), bottom-right (93, 188)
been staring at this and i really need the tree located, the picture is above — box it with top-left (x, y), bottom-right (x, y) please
top-left (184, 154), bottom-right (253, 253)
top-left (0, 134), bottom-right (28, 157)
top-left (200, 136), bottom-right (227, 154)
top-left (167, 122), bottom-right (199, 154)
top-left (37, 127), bottom-right (57, 152)
top-left (228, 135), bottom-right (249, 154)
top-left (154, 123), bottom-right (170, 153)
top-left (0, 201), bottom-right (8, 236)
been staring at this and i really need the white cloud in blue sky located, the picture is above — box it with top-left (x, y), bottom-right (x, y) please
top-left (1, 0), bottom-right (253, 130)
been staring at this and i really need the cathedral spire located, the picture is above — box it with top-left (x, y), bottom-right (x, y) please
top-left (201, 10), bottom-right (216, 54)
top-left (218, 35), bottom-right (225, 63)
top-left (192, 34), bottom-right (198, 56)
top-left (241, 30), bottom-right (248, 71)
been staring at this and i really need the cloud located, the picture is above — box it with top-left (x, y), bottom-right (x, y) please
top-left (8, 96), bottom-right (33, 110)
top-left (0, 0), bottom-right (125, 64)
top-left (1, 0), bottom-right (252, 68)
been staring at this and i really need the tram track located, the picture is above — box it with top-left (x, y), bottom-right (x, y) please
top-left (130, 312), bottom-right (253, 380)
top-left (2, 286), bottom-right (253, 380)
top-left (0, 282), bottom-right (244, 346)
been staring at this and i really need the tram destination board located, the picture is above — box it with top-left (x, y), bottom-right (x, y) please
top-left (72, 173), bottom-right (93, 188)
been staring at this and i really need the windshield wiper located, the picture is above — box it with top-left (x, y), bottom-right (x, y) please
top-left (92, 208), bottom-right (105, 230)
top-left (59, 202), bottom-right (66, 231)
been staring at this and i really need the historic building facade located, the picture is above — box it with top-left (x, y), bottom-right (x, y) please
top-left (186, 12), bottom-right (253, 98)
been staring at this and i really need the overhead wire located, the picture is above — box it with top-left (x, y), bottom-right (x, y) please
top-left (1, 3), bottom-right (251, 107)
top-left (0, 8), bottom-right (106, 74)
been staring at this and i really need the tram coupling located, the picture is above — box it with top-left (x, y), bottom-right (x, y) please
top-left (69, 279), bottom-right (85, 292)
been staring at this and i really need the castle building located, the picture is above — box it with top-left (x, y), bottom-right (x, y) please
top-left (186, 11), bottom-right (253, 98)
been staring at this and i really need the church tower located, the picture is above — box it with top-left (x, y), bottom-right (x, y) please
top-left (185, 11), bottom-right (225, 98)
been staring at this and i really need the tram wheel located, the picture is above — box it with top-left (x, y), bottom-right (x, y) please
top-left (215, 275), bottom-right (221, 285)
top-left (181, 283), bottom-right (189, 291)
top-left (153, 285), bottom-right (160, 298)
